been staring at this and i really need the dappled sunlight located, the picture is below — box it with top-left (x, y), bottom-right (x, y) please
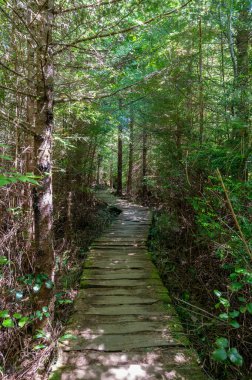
top-left (57, 349), bottom-right (199, 379)
top-left (174, 353), bottom-right (188, 364)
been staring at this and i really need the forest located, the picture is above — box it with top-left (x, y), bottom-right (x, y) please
top-left (0, 0), bottom-right (251, 379)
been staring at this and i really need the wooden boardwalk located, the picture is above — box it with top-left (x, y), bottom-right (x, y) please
top-left (50, 193), bottom-right (207, 380)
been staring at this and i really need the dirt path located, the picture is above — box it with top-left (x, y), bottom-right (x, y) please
top-left (50, 192), bottom-right (208, 379)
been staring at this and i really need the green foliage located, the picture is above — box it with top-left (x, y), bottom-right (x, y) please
top-left (18, 273), bottom-right (54, 294)
top-left (0, 172), bottom-right (40, 187)
top-left (58, 333), bottom-right (77, 342)
top-left (212, 338), bottom-right (244, 367)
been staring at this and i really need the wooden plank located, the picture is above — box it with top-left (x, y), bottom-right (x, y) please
top-left (59, 348), bottom-right (201, 368)
top-left (62, 332), bottom-right (185, 352)
top-left (85, 261), bottom-right (154, 270)
top-left (81, 269), bottom-right (158, 281)
top-left (73, 304), bottom-right (176, 317)
top-left (81, 278), bottom-right (164, 288)
top-left (77, 287), bottom-right (171, 299)
top-left (67, 321), bottom-right (184, 335)
top-left (69, 313), bottom-right (178, 325)
top-left (77, 295), bottom-right (160, 305)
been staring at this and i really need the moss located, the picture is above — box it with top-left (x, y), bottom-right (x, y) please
top-left (49, 369), bottom-right (62, 380)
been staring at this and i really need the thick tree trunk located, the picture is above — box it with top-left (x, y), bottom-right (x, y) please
top-left (127, 107), bottom-right (134, 196)
top-left (24, 5), bottom-right (36, 246)
top-left (33, 0), bottom-right (55, 312)
top-left (117, 99), bottom-right (123, 196)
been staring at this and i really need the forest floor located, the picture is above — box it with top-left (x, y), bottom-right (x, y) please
top-left (49, 191), bottom-right (208, 380)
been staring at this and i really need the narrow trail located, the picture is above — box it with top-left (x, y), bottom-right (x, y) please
top-left (50, 192), bottom-right (207, 380)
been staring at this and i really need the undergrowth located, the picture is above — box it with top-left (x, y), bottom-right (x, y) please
top-left (148, 176), bottom-right (252, 380)
top-left (0, 188), bottom-right (116, 379)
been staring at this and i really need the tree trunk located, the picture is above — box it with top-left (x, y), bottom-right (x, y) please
top-left (96, 154), bottom-right (102, 186)
top-left (198, 16), bottom-right (204, 146)
top-left (127, 107), bottom-right (134, 196)
top-left (235, 4), bottom-right (250, 163)
top-left (117, 99), bottom-right (123, 196)
top-left (33, 0), bottom-right (55, 314)
top-left (109, 160), bottom-right (114, 189)
top-left (142, 129), bottom-right (148, 199)
top-left (87, 143), bottom-right (97, 186)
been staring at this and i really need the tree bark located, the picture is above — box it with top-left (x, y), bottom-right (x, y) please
top-left (96, 154), bottom-right (102, 186)
top-left (126, 106), bottom-right (134, 196)
top-left (142, 129), bottom-right (148, 199)
top-left (235, 4), bottom-right (250, 159)
top-left (117, 99), bottom-right (123, 196)
top-left (198, 16), bottom-right (204, 146)
top-left (33, 0), bottom-right (55, 313)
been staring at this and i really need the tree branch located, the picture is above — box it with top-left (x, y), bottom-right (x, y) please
top-left (0, 84), bottom-right (36, 98)
top-left (53, 0), bottom-right (193, 55)
top-left (55, 68), bottom-right (167, 104)
top-left (54, 0), bottom-right (124, 15)
top-left (0, 109), bottom-right (38, 138)
top-left (0, 59), bottom-right (29, 79)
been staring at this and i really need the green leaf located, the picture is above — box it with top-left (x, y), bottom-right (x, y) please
top-left (229, 320), bottom-right (240, 329)
top-left (238, 296), bottom-right (246, 303)
top-left (35, 311), bottom-right (43, 320)
top-left (0, 256), bottom-right (9, 265)
top-left (18, 317), bottom-right (29, 328)
top-left (219, 297), bottom-right (230, 308)
top-left (59, 333), bottom-right (77, 342)
top-left (33, 284), bottom-right (41, 293)
top-left (229, 310), bottom-right (240, 318)
top-left (0, 310), bottom-right (10, 318)
top-left (13, 313), bottom-right (22, 319)
top-left (229, 273), bottom-right (238, 281)
top-left (58, 299), bottom-right (73, 305)
top-left (214, 290), bottom-right (222, 298)
top-left (2, 318), bottom-right (14, 328)
top-left (219, 313), bottom-right (228, 320)
top-left (228, 348), bottom-right (243, 366)
top-left (0, 155), bottom-right (12, 161)
top-left (212, 348), bottom-right (227, 362)
top-left (33, 329), bottom-right (47, 339)
top-left (33, 344), bottom-right (46, 350)
top-left (246, 303), bottom-right (252, 314)
top-left (45, 280), bottom-right (54, 289)
top-left (215, 337), bottom-right (229, 349)
top-left (0, 177), bottom-right (12, 187)
top-left (235, 268), bottom-right (247, 274)
top-left (239, 305), bottom-right (247, 313)
top-left (230, 282), bottom-right (243, 292)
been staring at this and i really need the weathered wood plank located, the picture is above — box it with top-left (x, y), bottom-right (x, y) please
top-left (81, 269), bottom-right (159, 281)
top-left (81, 278), bottom-right (164, 288)
top-left (67, 320), bottom-right (183, 335)
top-left (62, 332), bottom-right (186, 352)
